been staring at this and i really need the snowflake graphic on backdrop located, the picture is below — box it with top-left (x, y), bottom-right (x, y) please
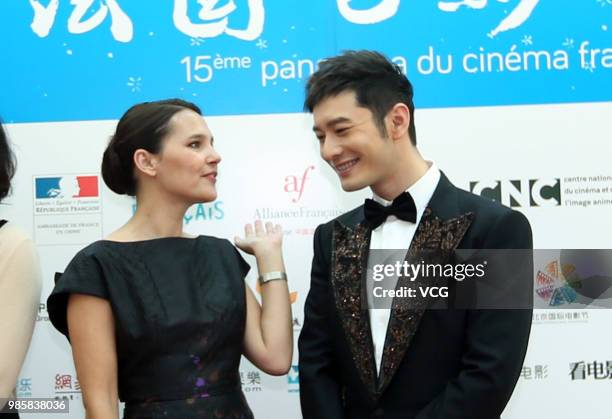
top-left (126, 76), bottom-right (142, 92)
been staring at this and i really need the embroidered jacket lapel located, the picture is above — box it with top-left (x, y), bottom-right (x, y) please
top-left (330, 220), bottom-right (378, 398)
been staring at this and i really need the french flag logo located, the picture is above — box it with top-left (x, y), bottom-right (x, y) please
top-left (35, 176), bottom-right (99, 199)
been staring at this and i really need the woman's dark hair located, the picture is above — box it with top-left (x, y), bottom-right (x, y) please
top-left (0, 119), bottom-right (16, 202)
top-left (102, 99), bottom-right (201, 196)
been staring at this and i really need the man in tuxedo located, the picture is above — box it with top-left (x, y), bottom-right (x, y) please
top-left (298, 50), bottom-right (533, 419)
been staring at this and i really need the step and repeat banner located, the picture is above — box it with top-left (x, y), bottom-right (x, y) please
top-left (1, 1), bottom-right (611, 418)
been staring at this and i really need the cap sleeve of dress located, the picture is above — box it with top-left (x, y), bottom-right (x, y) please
top-left (227, 240), bottom-right (251, 279)
top-left (47, 249), bottom-right (108, 339)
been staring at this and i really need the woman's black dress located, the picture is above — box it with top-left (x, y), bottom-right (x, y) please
top-left (47, 236), bottom-right (254, 419)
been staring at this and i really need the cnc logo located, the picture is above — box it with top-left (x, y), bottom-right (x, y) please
top-left (284, 165), bottom-right (315, 203)
top-left (469, 178), bottom-right (561, 207)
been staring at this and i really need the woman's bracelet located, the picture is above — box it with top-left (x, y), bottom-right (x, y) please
top-left (258, 271), bottom-right (287, 285)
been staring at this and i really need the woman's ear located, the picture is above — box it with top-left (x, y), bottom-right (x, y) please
top-left (133, 149), bottom-right (158, 178)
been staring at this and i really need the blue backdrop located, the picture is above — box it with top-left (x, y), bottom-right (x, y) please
top-left (2, 0), bottom-right (611, 123)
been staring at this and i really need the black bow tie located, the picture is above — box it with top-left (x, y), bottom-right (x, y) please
top-left (364, 191), bottom-right (417, 229)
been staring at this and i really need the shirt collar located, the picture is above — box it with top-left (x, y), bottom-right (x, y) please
top-left (372, 161), bottom-right (441, 216)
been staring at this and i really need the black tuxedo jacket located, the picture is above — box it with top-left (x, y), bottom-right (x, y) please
top-left (298, 173), bottom-right (533, 419)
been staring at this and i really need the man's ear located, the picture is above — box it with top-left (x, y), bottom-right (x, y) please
top-left (387, 103), bottom-right (411, 141)
top-left (133, 149), bottom-right (159, 178)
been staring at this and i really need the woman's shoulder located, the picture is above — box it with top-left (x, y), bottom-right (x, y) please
top-left (65, 235), bottom-right (239, 264)
top-left (70, 240), bottom-right (110, 259)
top-left (196, 235), bottom-right (239, 252)
top-left (0, 221), bottom-right (31, 243)
top-left (60, 240), bottom-right (122, 274)
top-left (0, 222), bottom-right (36, 257)
top-left (0, 222), bottom-right (42, 290)
top-left (70, 235), bottom-right (224, 260)
top-left (197, 234), bottom-right (227, 244)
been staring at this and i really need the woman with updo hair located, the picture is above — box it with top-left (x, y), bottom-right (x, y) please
top-left (47, 99), bottom-right (292, 419)
top-left (0, 119), bottom-right (42, 419)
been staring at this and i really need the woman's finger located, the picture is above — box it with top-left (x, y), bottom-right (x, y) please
top-left (254, 219), bottom-right (264, 236)
top-left (265, 221), bottom-right (274, 234)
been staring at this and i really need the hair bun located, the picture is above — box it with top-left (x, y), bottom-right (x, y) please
top-left (101, 138), bottom-right (131, 195)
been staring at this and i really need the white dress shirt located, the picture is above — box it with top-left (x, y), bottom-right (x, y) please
top-left (367, 162), bottom-right (441, 374)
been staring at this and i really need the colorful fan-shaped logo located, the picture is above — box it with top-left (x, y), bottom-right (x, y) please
top-left (536, 260), bottom-right (581, 306)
